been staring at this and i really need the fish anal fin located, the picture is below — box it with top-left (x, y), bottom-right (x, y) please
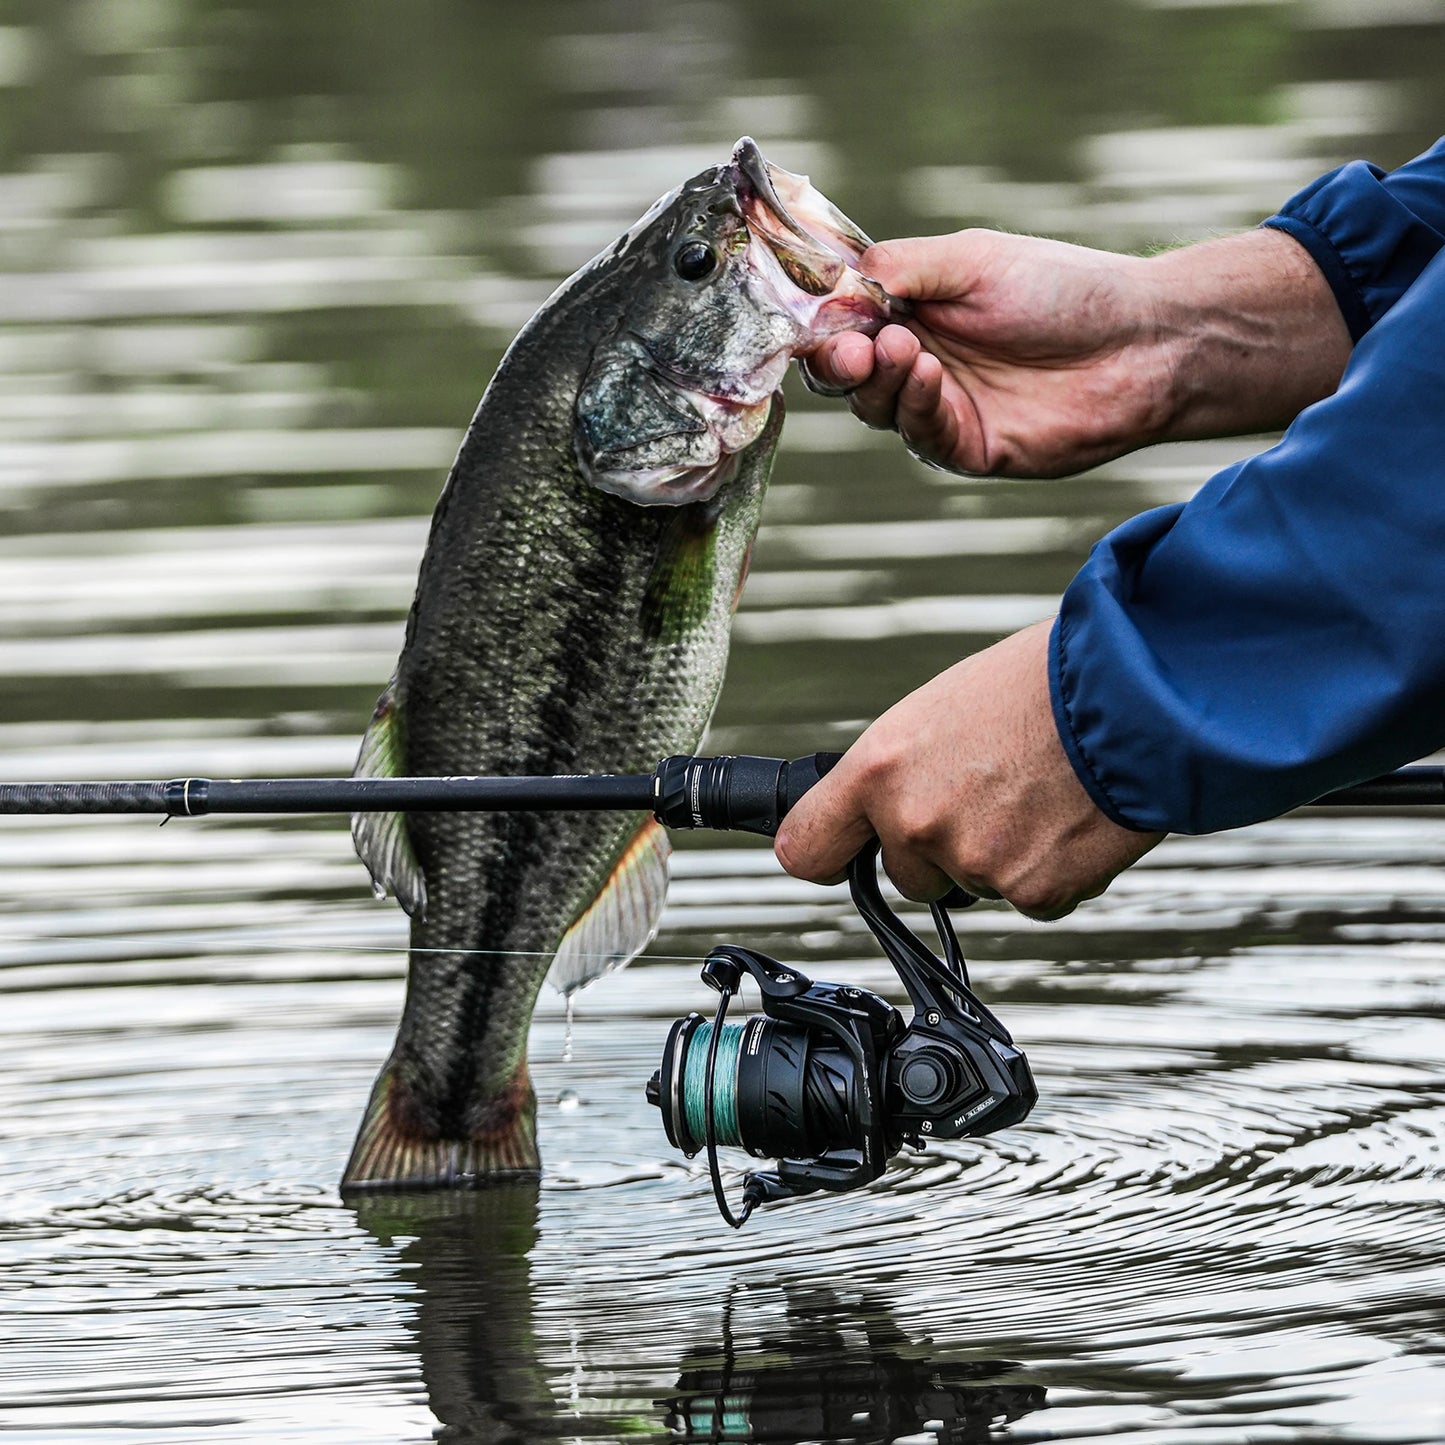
top-left (340, 1062), bottom-right (540, 1191)
top-left (546, 817), bottom-right (671, 996)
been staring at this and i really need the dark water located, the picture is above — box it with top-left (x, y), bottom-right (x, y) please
top-left (2, 2), bottom-right (1444, 1440)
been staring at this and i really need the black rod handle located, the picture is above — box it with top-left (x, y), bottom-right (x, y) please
top-left (652, 753), bottom-right (842, 835)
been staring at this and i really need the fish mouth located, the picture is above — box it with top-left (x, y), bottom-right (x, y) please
top-left (729, 136), bottom-right (905, 341)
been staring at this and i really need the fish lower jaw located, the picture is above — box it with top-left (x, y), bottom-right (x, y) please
top-left (745, 238), bottom-right (897, 343)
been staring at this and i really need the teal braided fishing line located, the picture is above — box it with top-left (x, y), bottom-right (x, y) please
top-left (683, 1020), bottom-right (745, 1147)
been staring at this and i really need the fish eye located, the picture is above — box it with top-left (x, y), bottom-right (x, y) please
top-left (673, 241), bottom-right (717, 281)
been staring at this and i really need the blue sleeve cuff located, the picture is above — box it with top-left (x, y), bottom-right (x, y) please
top-left (1262, 139), bottom-right (1445, 340)
top-left (1050, 603), bottom-right (1154, 834)
top-left (1261, 211), bottom-right (1373, 341)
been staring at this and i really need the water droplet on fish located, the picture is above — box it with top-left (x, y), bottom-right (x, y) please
top-left (556, 1089), bottom-right (581, 1112)
top-left (562, 994), bottom-right (575, 1063)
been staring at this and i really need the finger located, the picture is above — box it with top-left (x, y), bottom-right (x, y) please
top-left (893, 351), bottom-right (962, 468)
top-left (859, 233), bottom-right (988, 303)
top-left (773, 766), bottom-right (875, 884)
top-left (1012, 894), bottom-right (1079, 923)
top-left (878, 842), bottom-right (954, 903)
top-left (797, 332), bottom-right (874, 396)
top-left (847, 325), bottom-right (921, 430)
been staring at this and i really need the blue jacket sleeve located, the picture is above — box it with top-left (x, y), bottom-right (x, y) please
top-left (1262, 137), bottom-right (1445, 340)
top-left (1050, 245), bottom-right (1445, 835)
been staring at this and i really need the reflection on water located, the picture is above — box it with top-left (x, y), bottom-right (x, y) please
top-left (660, 1288), bottom-right (1044, 1445)
top-left (358, 1190), bottom-right (1047, 1444)
top-left (356, 1190), bottom-right (552, 1443)
top-left (2, 0), bottom-right (1445, 1441)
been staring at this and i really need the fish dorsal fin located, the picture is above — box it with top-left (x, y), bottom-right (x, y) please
top-left (350, 683), bottom-right (428, 919)
top-left (546, 817), bottom-right (671, 996)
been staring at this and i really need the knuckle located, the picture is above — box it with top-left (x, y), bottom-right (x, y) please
top-left (850, 731), bottom-right (901, 786)
top-left (885, 805), bottom-right (948, 862)
top-left (1006, 877), bottom-right (1076, 921)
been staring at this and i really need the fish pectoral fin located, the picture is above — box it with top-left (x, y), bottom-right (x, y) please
top-left (350, 682), bottom-right (428, 918)
top-left (641, 501), bottom-right (719, 642)
top-left (546, 817), bottom-right (671, 996)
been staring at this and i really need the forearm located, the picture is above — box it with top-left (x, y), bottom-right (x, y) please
top-left (1142, 228), bottom-right (1352, 443)
top-left (1130, 136), bottom-right (1445, 447)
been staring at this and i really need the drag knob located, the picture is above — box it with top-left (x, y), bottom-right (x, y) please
top-left (898, 1048), bottom-right (960, 1107)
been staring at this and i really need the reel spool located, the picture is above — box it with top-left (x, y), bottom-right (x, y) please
top-left (646, 839), bottom-right (1037, 1227)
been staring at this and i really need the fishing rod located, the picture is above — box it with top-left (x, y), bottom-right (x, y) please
top-left (0, 755), bottom-right (1441, 835)
top-left (4, 750), bottom-right (1441, 1230)
top-left (0, 754), bottom-right (823, 834)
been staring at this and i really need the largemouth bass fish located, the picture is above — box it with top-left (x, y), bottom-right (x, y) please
top-left (344, 139), bottom-right (898, 1190)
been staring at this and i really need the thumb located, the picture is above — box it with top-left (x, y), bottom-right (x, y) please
top-left (773, 757), bottom-right (875, 884)
top-left (858, 231), bottom-right (987, 304)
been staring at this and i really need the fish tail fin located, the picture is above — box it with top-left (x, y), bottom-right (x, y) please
top-left (339, 1059), bottom-right (539, 1192)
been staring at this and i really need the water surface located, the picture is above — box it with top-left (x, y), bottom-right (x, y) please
top-left (2, 3), bottom-right (1444, 1441)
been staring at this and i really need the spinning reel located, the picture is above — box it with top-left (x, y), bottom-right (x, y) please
top-left (646, 837), bottom-right (1037, 1227)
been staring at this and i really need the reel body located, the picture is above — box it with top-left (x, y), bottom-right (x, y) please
top-left (646, 839), bottom-right (1037, 1225)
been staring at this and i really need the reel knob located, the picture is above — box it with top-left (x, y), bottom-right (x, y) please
top-left (898, 1049), bottom-right (958, 1107)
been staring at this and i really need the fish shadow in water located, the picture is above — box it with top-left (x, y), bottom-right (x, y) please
top-left (350, 1188), bottom-right (1045, 1444)
top-left (352, 1186), bottom-right (551, 1443)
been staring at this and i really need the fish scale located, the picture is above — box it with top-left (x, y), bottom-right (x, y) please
top-left (343, 139), bottom-right (898, 1189)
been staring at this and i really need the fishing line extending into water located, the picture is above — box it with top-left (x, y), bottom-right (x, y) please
top-left (0, 931), bottom-right (713, 966)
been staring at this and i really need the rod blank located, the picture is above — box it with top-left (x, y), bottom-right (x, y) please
top-left (0, 773), bottom-right (658, 817)
top-left (1312, 766), bottom-right (1445, 807)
